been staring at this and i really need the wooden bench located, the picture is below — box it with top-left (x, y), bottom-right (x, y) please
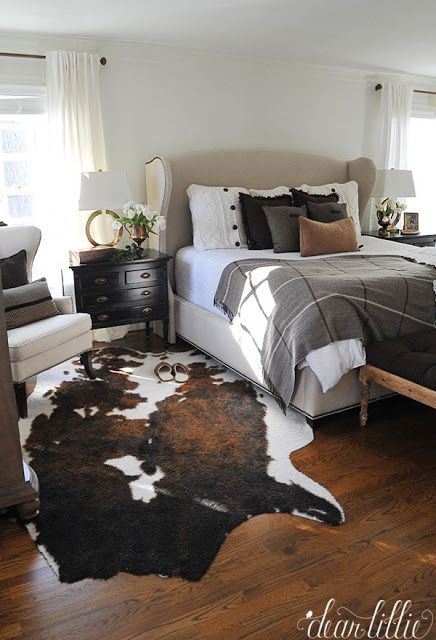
top-left (359, 329), bottom-right (436, 426)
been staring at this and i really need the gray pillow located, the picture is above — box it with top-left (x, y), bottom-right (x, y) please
top-left (307, 201), bottom-right (348, 223)
top-left (4, 278), bottom-right (59, 330)
top-left (263, 205), bottom-right (307, 253)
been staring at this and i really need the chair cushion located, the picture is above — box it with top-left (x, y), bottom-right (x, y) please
top-left (8, 313), bottom-right (92, 361)
top-left (366, 329), bottom-right (436, 391)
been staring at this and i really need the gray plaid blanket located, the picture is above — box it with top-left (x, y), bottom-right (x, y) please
top-left (214, 255), bottom-right (436, 409)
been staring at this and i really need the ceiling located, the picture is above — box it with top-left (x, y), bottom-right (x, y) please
top-left (2, 0), bottom-right (436, 77)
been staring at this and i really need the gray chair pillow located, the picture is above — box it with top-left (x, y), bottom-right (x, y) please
top-left (307, 201), bottom-right (348, 223)
top-left (4, 278), bottom-right (59, 330)
top-left (263, 205), bottom-right (307, 253)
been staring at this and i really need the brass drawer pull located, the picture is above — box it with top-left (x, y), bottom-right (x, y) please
top-left (141, 307), bottom-right (153, 315)
top-left (94, 277), bottom-right (107, 285)
top-left (140, 272), bottom-right (150, 279)
top-left (141, 290), bottom-right (151, 297)
top-left (97, 313), bottom-right (109, 321)
top-left (96, 295), bottom-right (108, 303)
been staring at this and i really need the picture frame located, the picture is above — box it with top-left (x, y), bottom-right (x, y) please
top-left (402, 211), bottom-right (419, 235)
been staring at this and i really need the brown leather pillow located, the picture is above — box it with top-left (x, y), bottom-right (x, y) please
top-left (299, 216), bottom-right (359, 257)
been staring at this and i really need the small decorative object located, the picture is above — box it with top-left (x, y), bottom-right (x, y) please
top-left (373, 169), bottom-right (416, 234)
top-left (114, 202), bottom-right (166, 255)
top-left (375, 198), bottom-right (407, 237)
top-left (69, 246), bottom-right (116, 265)
top-left (402, 211), bottom-right (420, 235)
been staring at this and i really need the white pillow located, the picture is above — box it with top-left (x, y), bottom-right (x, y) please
top-left (187, 184), bottom-right (249, 251)
top-left (249, 186), bottom-right (291, 197)
top-left (298, 180), bottom-right (361, 235)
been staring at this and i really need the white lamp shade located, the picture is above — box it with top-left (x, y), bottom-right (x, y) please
top-left (79, 171), bottom-right (132, 210)
top-left (373, 169), bottom-right (416, 198)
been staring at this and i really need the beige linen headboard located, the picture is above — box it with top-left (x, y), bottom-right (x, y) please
top-left (145, 150), bottom-right (376, 288)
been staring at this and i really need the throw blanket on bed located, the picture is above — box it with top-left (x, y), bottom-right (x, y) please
top-left (214, 255), bottom-right (436, 409)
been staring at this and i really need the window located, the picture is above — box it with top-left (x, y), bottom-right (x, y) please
top-left (408, 96), bottom-right (436, 232)
top-left (0, 87), bottom-right (63, 292)
top-left (0, 113), bottom-right (48, 225)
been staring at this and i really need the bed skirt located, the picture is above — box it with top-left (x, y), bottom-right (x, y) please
top-left (174, 295), bottom-right (393, 422)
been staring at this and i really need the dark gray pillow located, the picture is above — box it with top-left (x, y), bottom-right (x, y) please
top-left (307, 201), bottom-right (348, 223)
top-left (0, 249), bottom-right (28, 289)
top-left (239, 193), bottom-right (294, 250)
top-left (263, 205), bottom-right (307, 253)
top-left (4, 278), bottom-right (59, 330)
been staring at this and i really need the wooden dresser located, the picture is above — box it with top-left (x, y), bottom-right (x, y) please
top-left (0, 277), bottom-right (39, 519)
top-left (70, 250), bottom-right (171, 343)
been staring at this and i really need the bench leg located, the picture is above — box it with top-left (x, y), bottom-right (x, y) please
top-left (359, 366), bottom-right (370, 427)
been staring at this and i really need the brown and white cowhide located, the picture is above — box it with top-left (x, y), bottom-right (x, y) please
top-left (19, 345), bottom-right (344, 583)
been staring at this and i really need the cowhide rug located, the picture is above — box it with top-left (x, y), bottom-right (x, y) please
top-left (19, 344), bottom-right (344, 583)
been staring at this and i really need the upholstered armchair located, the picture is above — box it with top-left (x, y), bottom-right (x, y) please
top-left (0, 225), bottom-right (95, 418)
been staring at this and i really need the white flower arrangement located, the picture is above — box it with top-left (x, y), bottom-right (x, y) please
top-left (113, 201), bottom-right (167, 234)
top-left (375, 197), bottom-right (407, 217)
top-left (375, 197), bottom-right (407, 227)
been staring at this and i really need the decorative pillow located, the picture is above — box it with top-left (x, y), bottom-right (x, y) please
top-left (263, 205), bottom-right (307, 253)
top-left (0, 249), bottom-right (28, 289)
top-left (298, 181), bottom-right (360, 234)
top-left (239, 193), bottom-right (293, 250)
top-left (249, 186), bottom-right (291, 197)
top-left (187, 184), bottom-right (249, 251)
top-left (307, 201), bottom-right (348, 223)
top-left (299, 216), bottom-right (359, 257)
top-left (291, 188), bottom-right (339, 208)
top-left (4, 279), bottom-right (60, 330)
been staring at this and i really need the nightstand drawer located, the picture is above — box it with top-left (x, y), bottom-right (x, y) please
top-left (125, 267), bottom-right (164, 285)
top-left (83, 285), bottom-right (163, 309)
top-left (79, 271), bottom-right (120, 290)
top-left (91, 302), bottom-right (166, 327)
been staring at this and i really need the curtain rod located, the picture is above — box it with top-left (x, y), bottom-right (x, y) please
top-left (375, 82), bottom-right (436, 96)
top-left (0, 51), bottom-right (107, 65)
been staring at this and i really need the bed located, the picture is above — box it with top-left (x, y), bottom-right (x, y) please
top-left (145, 150), bottom-right (436, 423)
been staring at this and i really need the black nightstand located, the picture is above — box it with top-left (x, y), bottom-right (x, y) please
top-left (364, 231), bottom-right (436, 248)
top-left (70, 250), bottom-right (172, 344)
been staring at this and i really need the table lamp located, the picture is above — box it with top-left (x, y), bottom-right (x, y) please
top-left (79, 171), bottom-right (132, 247)
top-left (373, 169), bottom-right (416, 235)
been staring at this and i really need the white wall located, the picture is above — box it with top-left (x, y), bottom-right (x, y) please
top-left (99, 45), bottom-right (372, 201)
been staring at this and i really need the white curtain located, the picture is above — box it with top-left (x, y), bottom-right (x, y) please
top-left (362, 81), bottom-right (414, 231)
top-left (46, 50), bottom-right (126, 341)
top-left (376, 81), bottom-right (413, 170)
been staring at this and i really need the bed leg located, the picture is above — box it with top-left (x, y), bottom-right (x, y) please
top-left (306, 417), bottom-right (321, 429)
top-left (359, 366), bottom-right (370, 427)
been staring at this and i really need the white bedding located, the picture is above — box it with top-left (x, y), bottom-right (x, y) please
top-left (175, 236), bottom-right (436, 391)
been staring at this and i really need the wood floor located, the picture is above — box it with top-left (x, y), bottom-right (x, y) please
top-left (1, 335), bottom-right (435, 640)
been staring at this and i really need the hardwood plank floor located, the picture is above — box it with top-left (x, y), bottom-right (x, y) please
top-left (1, 334), bottom-right (435, 640)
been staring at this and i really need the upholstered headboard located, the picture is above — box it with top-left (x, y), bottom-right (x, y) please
top-left (145, 150), bottom-right (376, 288)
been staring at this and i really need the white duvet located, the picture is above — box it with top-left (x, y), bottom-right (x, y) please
top-left (175, 236), bottom-right (436, 392)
